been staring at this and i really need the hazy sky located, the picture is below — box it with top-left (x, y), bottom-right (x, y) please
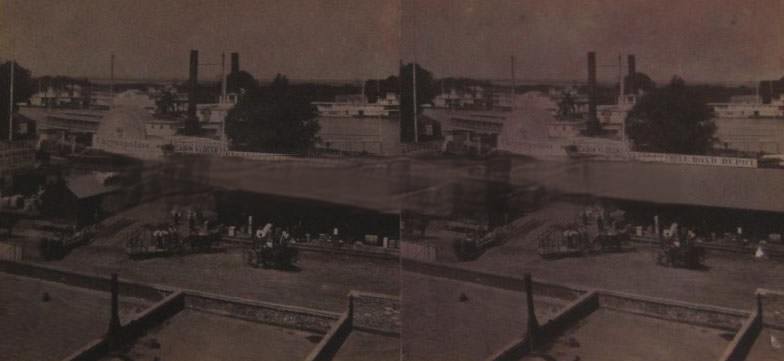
top-left (401, 0), bottom-right (784, 83)
top-left (1, 0), bottom-right (400, 81)
top-left (3, 1), bottom-right (783, 83)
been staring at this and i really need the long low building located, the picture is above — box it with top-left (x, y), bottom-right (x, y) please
top-left (509, 159), bottom-right (784, 213)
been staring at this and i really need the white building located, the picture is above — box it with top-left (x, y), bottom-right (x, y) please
top-left (709, 95), bottom-right (784, 118)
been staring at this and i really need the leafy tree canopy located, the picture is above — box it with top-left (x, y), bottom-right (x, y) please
top-left (224, 74), bottom-right (319, 154)
top-left (624, 72), bottom-right (656, 93)
top-left (626, 76), bottom-right (717, 154)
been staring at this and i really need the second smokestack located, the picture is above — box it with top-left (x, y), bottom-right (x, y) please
top-left (587, 51), bottom-right (597, 124)
top-left (231, 53), bottom-right (239, 74)
top-left (627, 54), bottom-right (636, 94)
top-left (187, 49), bottom-right (200, 134)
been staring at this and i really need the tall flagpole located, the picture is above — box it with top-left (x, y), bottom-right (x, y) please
top-left (7, 0), bottom-right (13, 141)
top-left (9, 59), bottom-right (14, 141)
top-left (510, 55), bottom-right (516, 110)
top-left (110, 53), bottom-right (115, 109)
top-left (221, 52), bottom-right (226, 102)
top-left (411, 0), bottom-right (418, 143)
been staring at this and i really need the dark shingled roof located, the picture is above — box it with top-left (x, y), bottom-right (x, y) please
top-left (65, 173), bottom-right (122, 199)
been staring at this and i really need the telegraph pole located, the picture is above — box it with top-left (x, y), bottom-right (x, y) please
top-left (412, 0), bottom-right (419, 143)
top-left (8, 59), bottom-right (14, 141)
top-left (110, 53), bottom-right (115, 109)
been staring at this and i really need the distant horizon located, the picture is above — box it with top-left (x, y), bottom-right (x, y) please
top-left (1, 0), bottom-right (400, 81)
top-left (32, 74), bottom-right (761, 89)
top-left (401, 0), bottom-right (784, 84)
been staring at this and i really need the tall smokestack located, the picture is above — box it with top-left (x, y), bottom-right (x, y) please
top-left (231, 52), bottom-right (239, 74)
top-left (587, 52), bottom-right (598, 130)
top-left (187, 49), bottom-right (200, 134)
top-left (627, 54), bottom-right (636, 94)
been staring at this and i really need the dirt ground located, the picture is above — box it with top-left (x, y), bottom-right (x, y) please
top-left (434, 202), bottom-right (784, 311)
top-left (332, 331), bottom-right (400, 361)
top-left (104, 310), bottom-right (320, 361)
top-left (401, 271), bottom-right (567, 361)
top-left (0, 273), bottom-right (149, 361)
top-left (520, 309), bottom-right (731, 361)
top-left (746, 328), bottom-right (784, 361)
top-left (31, 190), bottom-right (400, 313)
top-left (45, 245), bottom-right (398, 313)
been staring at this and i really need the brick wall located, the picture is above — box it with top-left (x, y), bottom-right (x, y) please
top-left (183, 290), bottom-right (340, 334)
top-left (350, 291), bottom-right (401, 335)
top-left (758, 288), bottom-right (784, 329)
top-left (598, 290), bottom-right (749, 331)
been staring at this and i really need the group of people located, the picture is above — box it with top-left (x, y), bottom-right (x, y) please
top-left (561, 228), bottom-right (589, 249)
top-left (170, 206), bottom-right (211, 233)
top-left (581, 207), bottom-right (627, 233)
top-left (254, 223), bottom-right (293, 250)
top-left (151, 224), bottom-right (179, 249)
top-left (662, 223), bottom-right (697, 249)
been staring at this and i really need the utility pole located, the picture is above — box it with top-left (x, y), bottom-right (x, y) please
top-left (6, 0), bottom-right (13, 141)
top-left (618, 54), bottom-right (624, 103)
top-left (413, 63), bottom-right (418, 143)
top-left (9, 59), bottom-right (14, 141)
top-left (510, 55), bottom-right (516, 110)
top-left (110, 53), bottom-right (115, 109)
top-left (412, 0), bottom-right (419, 143)
top-left (221, 52), bottom-right (227, 103)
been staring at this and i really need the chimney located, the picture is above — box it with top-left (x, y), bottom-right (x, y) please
top-left (627, 54), bottom-right (636, 94)
top-left (231, 52), bottom-right (239, 74)
top-left (587, 52), bottom-right (598, 128)
top-left (186, 49), bottom-right (200, 134)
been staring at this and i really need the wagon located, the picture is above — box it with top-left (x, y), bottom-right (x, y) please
top-left (244, 242), bottom-right (299, 269)
top-left (126, 222), bottom-right (222, 259)
top-left (655, 242), bottom-right (707, 269)
top-left (538, 226), bottom-right (593, 258)
top-left (538, 225), bottom-right (629, 259)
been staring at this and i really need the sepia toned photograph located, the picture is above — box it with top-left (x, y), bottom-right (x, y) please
top-left (2, 1), bottom-right (784, 361)
top-left (1, 1), bottom-right (401, 360)
top-left (398, 1), bottom-right (784, 361)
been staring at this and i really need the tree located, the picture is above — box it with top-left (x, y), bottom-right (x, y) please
top-left (624, 72), bottom-right (656, 94)
top-left (626, 76), bottom-right (717, 154)
top-left (224, 74), bottom-right (320, 153)
top-left (400, 63), bottom-right (435, 143)
top-left (0, 61), bottom-right (34, 140)
top-left (227, 70), bottom-right (259, 95)
top-left (363, 75), bottom-right (399, 103)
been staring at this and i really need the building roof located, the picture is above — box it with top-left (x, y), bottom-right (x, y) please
top-left (512, 160), bottom-right (784, 213)
top-left (65, 173), bottom-right (122, 199)
top-left (95, 106), bottom-right (153, 140)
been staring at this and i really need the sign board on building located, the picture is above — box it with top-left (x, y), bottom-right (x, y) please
top-left (631, 152), bottom-right (758, 168)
